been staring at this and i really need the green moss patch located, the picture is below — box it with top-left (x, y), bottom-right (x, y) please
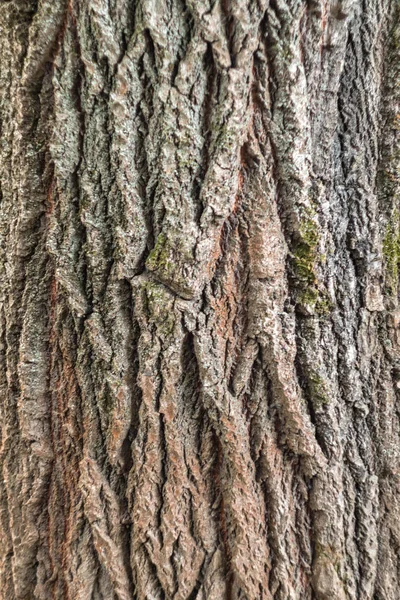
top-left (291, 204), bottom-right (332, 315)
top-left (383, 209), bottom-right (400, 296)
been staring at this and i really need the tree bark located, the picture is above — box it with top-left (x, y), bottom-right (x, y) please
top-left (0, 0), bottom-right (399, 598)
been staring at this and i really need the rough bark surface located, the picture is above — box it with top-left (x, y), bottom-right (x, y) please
top-left (0, 0), bottom-right (399, 598)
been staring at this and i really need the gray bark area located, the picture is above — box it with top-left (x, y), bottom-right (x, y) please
top-left (0, 0), bottom-right (399, 598)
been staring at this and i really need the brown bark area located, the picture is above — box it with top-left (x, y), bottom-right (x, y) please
top-left (0, 0), bottom-right (399, 598)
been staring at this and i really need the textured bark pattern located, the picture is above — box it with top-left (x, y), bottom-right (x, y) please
top-left (0, 0), bottom-right (399, 598)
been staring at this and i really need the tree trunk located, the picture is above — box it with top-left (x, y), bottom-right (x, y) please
top-left (0, 0), bottom-right (399, 598)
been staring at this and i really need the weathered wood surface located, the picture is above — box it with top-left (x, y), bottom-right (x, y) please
top-left (0, 0), bottom-right (399, 598)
